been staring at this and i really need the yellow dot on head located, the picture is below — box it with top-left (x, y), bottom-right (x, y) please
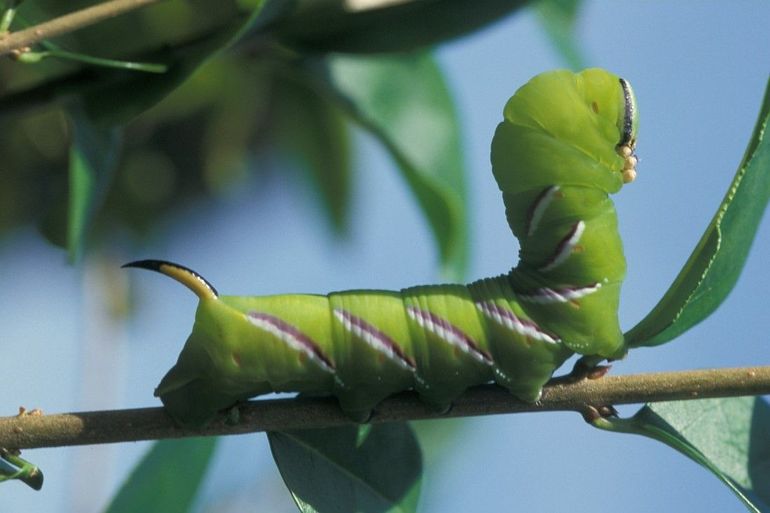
top-left (616, 144), bottom-right (633, 158)
top-left (627, 155), bottom-right (639, 168)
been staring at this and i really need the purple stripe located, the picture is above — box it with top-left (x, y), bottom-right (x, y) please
top-left (334, 309), bottom-right (416, 370)
top-left (518, 282), bottom-right (601, 304)
top-left (476, 301), bottom-right (559, 344)
top-left (526, 185), bottom-right (558, 236)
top-left (247, 312), bottom-right (335, 372)
top-left (538, 221), bottom-right (583, 272)
top-left (406, 306), bottom-right (493, 365)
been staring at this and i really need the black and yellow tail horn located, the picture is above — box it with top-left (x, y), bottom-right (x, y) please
top-left (123, 260), bottom-right (218, 300)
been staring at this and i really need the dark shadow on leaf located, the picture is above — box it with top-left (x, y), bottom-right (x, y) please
top-left (748, 397), bottom-right (770, 506)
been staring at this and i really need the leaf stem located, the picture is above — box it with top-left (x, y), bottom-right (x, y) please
top-left (0, 0), bottom-right (162, 57)
top-left (1, 365), bottom-right (768, 450)
top-left (0, 448), bottom-right (43, 490)
top-left (590, 413), bottom-right (761, 512)
top-left (16, 48), bottom-right (167, 73)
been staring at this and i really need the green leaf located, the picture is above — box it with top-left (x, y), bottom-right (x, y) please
top-left (82, 1), bottom-right (271, 127)
top-left (272, 0), bottom-right (530, 53)
top-left (593, 398), bottom-right (770, 512)
top-left (625, 76), bottom-right (770, 347)
top-left (271, 71), bottom-right (352, 233)
top-left (196, 56), bottom-right (272, 194)
top-left (269, 423), bottom-right (422, 513)
top-left (535, 0), bottom-right (586, 70)
top-left (412, 417), bottom-right (467, 463)
top-left (67, 107), bottom-right (122, 263)
top-left (317, 53), bottom-right (468, 279)
top-left (104, 438), bottom-right (217, 513)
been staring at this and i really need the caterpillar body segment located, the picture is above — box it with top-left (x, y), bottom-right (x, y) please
top-left (127, 68), bottom-right (638, 428)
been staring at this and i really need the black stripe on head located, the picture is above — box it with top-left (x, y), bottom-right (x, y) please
top-left (618, 78), bottom-right (636, 147)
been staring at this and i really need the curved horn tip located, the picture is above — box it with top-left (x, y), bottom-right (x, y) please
top-left (122, 259), bottom-right (169, 271)
top-left (122, 259), bottom-right (219, 299)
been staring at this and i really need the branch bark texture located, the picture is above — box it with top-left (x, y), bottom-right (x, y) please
top-left (0, 0), bottom-right (162, 56)
top-left (2, 366), bottom-right (769, 450)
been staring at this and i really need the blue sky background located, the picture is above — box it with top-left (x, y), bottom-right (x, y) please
top-left (3, 2), bottom-right (770, 512)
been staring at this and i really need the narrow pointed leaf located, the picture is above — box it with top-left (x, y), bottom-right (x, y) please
top-left (594, 398), bottom-right (770, 512)
top-left (104, 438), bottom-right (217, 513)
top-left (315, 53), bottom-right (468, 278)
top-left (269, 423), bottom-right (422, 513)
top-left (67, 107), bottom-right (122, 263)
top-left (625, 76), bottom-right (770, 347)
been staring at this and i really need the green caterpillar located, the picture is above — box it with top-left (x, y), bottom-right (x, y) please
top-left (126, 68), bottom-right (639, 428)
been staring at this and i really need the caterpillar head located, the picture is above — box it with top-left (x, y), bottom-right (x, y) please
top-left (492, 68), bottom-right (639, 195)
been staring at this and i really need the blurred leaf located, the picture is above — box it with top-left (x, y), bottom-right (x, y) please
top-left (231, 0), bottom-right (297, 39)
top-left (2, 1), bottom-right (247, 116)
top-left (272, 71), bottom-right (351, 232)
top-left (77, 45), bottom-right (221, 128)
top-left (412, 417), bottom-right (467, 462)
top-left (314, 53), bottom-right (467, 278)
top-left (14, 1), bottom-right (238, 56)
top-left (269, 423), bottom-right (422, 513)
top-left (104, 438), bottom-right (217, 513)
top-left (535, 0), bottom-right (585, 70)
top-left (594, 398), bottom-right (770, 512)
top-left (0, 0), bottom-right (531, 120)
top-left (67, 107), bottom-right (122, 262)
top-left (0, 109), bottom-right (68, 235)
top-left (625, 76), bottom-right (770, 347)
top-left (272, 0), bottom-right (530, 53)
top-left (196, 57), bottom-right (272, 194)
top-left (79, 0), bottom-right (271, 127)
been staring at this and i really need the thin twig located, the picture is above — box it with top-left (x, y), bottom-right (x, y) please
top-left (0, 0), bottom-right (163, 56)
top-left (1, 366), bottom-right (769, 450)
